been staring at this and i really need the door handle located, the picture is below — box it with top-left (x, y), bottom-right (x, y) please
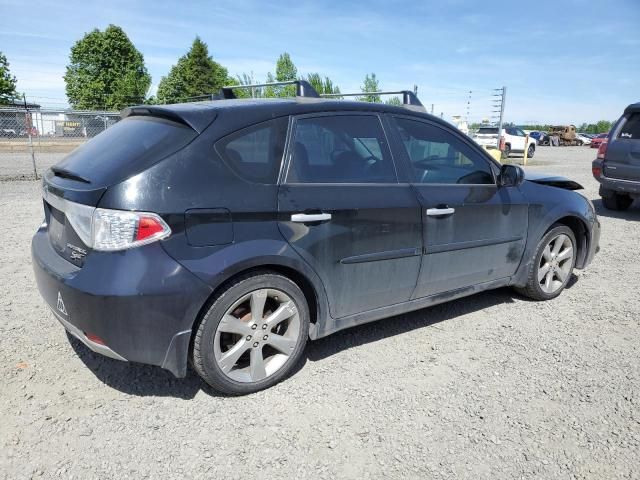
top-left (426, 207), bottom-right (455, 216)
top-left (291, 213), bottom-right (332, 223)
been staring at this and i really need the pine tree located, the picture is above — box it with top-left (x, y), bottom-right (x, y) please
top-left (157, 37), bottom-right (231, 104)
top-left (0, 51), bottom-right (18, 104)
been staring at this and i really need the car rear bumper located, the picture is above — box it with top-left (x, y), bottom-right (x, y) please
top-left (31, 226), bottom-right (212, 377)
top-left (593, 161), bottom-right (640, 196)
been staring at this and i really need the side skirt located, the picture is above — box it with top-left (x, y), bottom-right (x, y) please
top-left (311, 277), bottom-right (511, 340)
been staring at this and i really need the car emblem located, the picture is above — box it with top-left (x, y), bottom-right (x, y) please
top-left (66, 243), bottom-right (87, 260)
top-left (57, 292), bottom-right (68, 316)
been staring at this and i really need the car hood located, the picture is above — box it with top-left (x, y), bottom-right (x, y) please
top-left (524, 171), bottom-right (583, 190)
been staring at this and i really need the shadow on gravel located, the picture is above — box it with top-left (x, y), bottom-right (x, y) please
top-left (66, 332), bottom-right (216, 399)
top-left (306, 286), bottom-right (527, 362)
top-left (592, 199), bottom-right (640, 221)
top-left (66, 280), bottom-right (580, 398)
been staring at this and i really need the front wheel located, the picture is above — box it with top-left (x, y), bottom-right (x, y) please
top-left (515, 225), bottom-right (576, 301)
top-left (192, 272), bottom-right (309, 395)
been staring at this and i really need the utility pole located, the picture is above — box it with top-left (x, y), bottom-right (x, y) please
top-left (431, 104), bottom-right (434, 115)
top-left (492, 86), bottom-right (507, 149)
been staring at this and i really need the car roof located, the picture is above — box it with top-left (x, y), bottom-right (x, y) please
top-left (122, 97), bottom-right (438, 133)
top-left (624, 102), bottom-right (640, 114)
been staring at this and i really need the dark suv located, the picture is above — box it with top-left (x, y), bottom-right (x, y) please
top-left (592, 102), bottom-right (640, 210)
top-left (32, 81), bottom-right (600, 395)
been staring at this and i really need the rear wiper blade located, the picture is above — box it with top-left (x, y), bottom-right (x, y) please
top-left (51, 167), bottom-right (91, 184)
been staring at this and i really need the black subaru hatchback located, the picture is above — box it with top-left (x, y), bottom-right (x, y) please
top-left (32, 81), bottom-right (600, 395)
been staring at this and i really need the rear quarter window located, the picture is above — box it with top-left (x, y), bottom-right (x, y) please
top-left (619, 113), bottom-right (640, 139)
top-left (215, 117), bottom-right (289, 184)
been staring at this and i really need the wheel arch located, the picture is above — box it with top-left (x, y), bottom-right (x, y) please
top-left (188, 261), bottom-right (328, 356)
top-left (549, 215), bottom-right (589, 268)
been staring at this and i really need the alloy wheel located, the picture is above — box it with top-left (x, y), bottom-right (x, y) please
top-left (537, 234), bottom-right (573, 294)
top-left (213, 289), bottom-right (300, 383)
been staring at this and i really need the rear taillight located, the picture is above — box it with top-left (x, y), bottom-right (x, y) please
top-left (92, 209), bottom-right (171, 251)
top-left (597, 140), bottom-right (608, 159)
top-left (42, 186), bottom-right (171, 251)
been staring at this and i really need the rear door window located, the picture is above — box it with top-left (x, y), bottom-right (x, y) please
top-left (286, 115), bottom-right (397, 183)
top-left (619, 113), bottom-right (640, 139)
top-left (215, 117), bottom-right (289, 184)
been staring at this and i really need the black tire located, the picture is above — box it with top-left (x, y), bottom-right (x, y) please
top-left (602, 193), bottom-right (633, 211)
top-left (502, 144), bottom-right (511, 159)
top-left (527, 144), bottom-right (535, 158)
top-left (514, 224), bottom-right (576, 301)
top-left (192, 271), bottom-right (309, 395)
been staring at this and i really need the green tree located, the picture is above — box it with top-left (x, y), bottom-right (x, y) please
top-left (305, 72), bottom-right (341, 97)
top-left (595, 120), bottom-right (613, 133)
top-left (0, 51), bottom-right (18, 104)
top-left (360, 73), bottom-right (380, 102)
top-left (385, 96), bottom-right (402, 106)
top-left (64, 25), bottom-right (151, 110)
top-left (157, 37), bottom-right (231, 104)
top-left (263, 71), bottom-right (278, 98)
top-left (273, 52), bottom-right (298, 97)
top-left (231, 72), bottom-right (258, 98)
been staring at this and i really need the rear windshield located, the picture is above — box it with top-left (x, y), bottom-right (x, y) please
top-left (619, 113), bottom-right (640, 139)
top-left (477, 127), bottom-right (498, 134)
top-left (53, 116), bottom-right (197, 186)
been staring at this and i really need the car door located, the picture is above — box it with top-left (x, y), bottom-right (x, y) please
top-left (508, 127), bottom-right (527, 151)
top-left (604, 111), bottom-right (640, 181)
top-left (277, 112), bottom-right (422, 319)
top-left (389, 116), bottom-right (529, 298)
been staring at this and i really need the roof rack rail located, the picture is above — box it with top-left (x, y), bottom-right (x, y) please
top-left (220, 80), bottom-right (320, 99)
top-left (321, 90), bottom-right (424, 109)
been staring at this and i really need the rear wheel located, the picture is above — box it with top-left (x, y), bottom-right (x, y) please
top-left (192, 272), bottom-right (309, 395)
top-left (602, 193), bottom-right (633, 211)
top-left (515, 225), bottom-right (576, 301)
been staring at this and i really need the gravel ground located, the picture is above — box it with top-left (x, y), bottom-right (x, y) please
top-left (1, 146), bottom-right (639, 479)
top-left (0, 150), bottom-right (66, 180)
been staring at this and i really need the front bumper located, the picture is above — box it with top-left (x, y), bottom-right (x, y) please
top-left (31, 226), bottom-right (212, 377)
top-left (584, 213), bottom-right (601, 268)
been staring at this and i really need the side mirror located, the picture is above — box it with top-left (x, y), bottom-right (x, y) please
top-left (499, 164), bottom-right (525, 187)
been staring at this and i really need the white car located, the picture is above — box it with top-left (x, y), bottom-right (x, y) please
top-left (473, 126), bottom-right (537, 158)
top-left (576, 133), bottom-right (592, 146)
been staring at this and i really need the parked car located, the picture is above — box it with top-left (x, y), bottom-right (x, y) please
top-left (575, 133), bottom-right (592, 146)
top-left (580, 133), bottom-right (596, 139)
top-left (591, 133), bottom-right (608, 148)
top-left (472, 126), bottom-right (537, 157)
top-left (1, 128), bottom-right (18, 138)
top-left (529, 130), bottom-right (550, 146)
top-left (592, 102), bottom-right (640, 210)
top-left (31, 81), bottom-right (600, 395)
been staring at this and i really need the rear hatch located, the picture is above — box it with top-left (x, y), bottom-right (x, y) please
top-left (473, 127), bottom-right (499, 146)
top-left (604, 105), bottom-right (640, 182)
top-left (42, 111), bottom-right (201, 266)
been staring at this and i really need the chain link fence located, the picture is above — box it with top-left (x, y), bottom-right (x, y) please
top-left (0, 102), bottom-right (120, 180)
